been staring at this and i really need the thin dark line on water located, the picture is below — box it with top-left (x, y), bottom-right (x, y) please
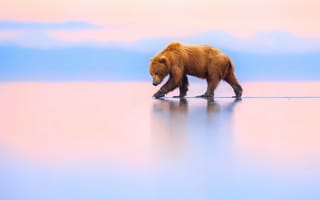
top-left (221, 96), bottom-right (320, 99)
top-left (242, 96), bottom-right (320, 99)
top-left (162, 96), bottom-right (320, 99)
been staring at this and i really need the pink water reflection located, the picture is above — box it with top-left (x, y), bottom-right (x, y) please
top-left (0, 81), bottom-right (319, 173)
top-left (0, 82), bottom-right (156, 169)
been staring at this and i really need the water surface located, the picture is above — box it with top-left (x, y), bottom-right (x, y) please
top-left (0, 82), bottom-right (319, 200)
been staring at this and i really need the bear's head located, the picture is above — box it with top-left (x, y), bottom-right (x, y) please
top-left (149, 55), bottom-right (170, 86)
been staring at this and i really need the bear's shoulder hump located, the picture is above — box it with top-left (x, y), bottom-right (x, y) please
top-left (166, 42), bottom-right (182, 50)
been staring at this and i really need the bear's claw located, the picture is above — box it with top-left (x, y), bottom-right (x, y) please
top-left (232, 95), bottom-right (242, 100)
top-left (153, 91), bottom-right (165, 99)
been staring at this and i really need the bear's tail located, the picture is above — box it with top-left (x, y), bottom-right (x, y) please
top-left (222, 57), bottom-right (234, 80)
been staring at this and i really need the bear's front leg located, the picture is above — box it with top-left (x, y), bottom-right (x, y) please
top-left (153, 89), bottom-right (166, 98)
top-left (173, 75), bottom-right (189, 98)
top-left (153, 76), bottom-right (180, 99)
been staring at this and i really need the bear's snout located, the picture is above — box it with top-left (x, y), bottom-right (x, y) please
top-left (152, 80), bottom-right (159, 86)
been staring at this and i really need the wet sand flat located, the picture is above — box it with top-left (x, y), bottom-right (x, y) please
top-left (0, 81), bottom-right (319, 200)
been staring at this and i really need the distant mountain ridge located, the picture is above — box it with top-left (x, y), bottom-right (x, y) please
top-left (1, 44), bottom-right (320, 81)
top-left (125, 31), bottom-right (320, 54)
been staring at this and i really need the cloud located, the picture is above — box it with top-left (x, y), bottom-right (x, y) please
top-left (0, 30), bottom-right (21, 39)
top-left (1, 21), bottom-right (320, 54)
top-left (0, 20), bottom-right (101, 30)
top-left (0, 20), bottom-right (104, 48)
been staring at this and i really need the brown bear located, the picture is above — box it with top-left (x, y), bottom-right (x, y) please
top-left (149, 42), bottom-right (243, 99)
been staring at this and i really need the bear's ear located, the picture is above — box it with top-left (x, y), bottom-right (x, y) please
top-left (159, 56), bottom-right (167, 64)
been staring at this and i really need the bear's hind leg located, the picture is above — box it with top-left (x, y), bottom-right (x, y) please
top-left (224, 71), bottom-right (243, 99)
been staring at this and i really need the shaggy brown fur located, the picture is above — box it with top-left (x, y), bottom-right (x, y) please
top-left (149, 42), bottom-right (243, 99)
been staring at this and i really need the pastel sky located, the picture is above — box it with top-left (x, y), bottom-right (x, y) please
top-left (1, 0), bottom-right (320, 44)
top-left (1, 0), bottom-right (320, 81)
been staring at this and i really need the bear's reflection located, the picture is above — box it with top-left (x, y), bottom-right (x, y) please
top-left (150, 98), bottom-right (240, 156)
top-left (151, 98), bottom-right (240, 133)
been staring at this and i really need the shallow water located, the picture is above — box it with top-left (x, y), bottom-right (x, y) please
top-left (0, 81), bottom-right (319, 200)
